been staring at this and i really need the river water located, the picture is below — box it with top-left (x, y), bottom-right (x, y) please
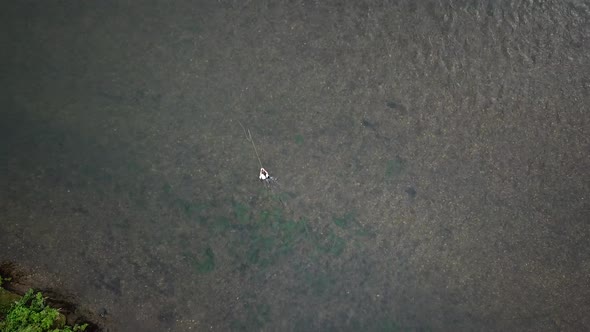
top-left (1, 1), bottom-right (589, 331)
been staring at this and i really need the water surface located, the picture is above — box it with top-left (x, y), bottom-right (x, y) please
top-left (1, 1), bottom-right (589, 330)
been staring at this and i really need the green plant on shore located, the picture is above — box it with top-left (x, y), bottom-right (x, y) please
top-left (0, 276), bottom-right (10, 289)
top-left (0, 289), bottom-right (87, 332)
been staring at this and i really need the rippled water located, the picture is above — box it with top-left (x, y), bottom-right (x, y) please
top-left (1, 1), bottom-right (589, 330)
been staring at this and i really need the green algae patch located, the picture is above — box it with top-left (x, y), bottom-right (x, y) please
top-left (317, 231), bottom-right (346, 257)
top-left (333, 212), bottom-right (355, 229)
top-left (294, 134), bottom-right (304, 145)
top-left (184, 247), bottom-right (216, 274)
top-left (385, 155), bottom-right (406, 178)
top-left (233, 201), bottom-right (251, 224)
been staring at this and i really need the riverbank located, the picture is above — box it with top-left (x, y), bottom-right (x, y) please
top-left (0, 263), bottom-right (100, 332)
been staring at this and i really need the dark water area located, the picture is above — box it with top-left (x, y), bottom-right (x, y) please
top-left (1, 1), bottom-right (589, 331)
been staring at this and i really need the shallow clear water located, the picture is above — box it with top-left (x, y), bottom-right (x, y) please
top-left (1, 1), bottom-right (589, 330)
